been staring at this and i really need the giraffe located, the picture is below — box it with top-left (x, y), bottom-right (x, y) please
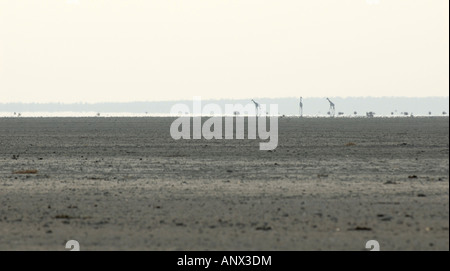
top-left (299, 97), bottom-right (303, 117)
top-left (326, 98), bottom-right (335, 117)
top-left (251, 99), bottom-right (260, 116)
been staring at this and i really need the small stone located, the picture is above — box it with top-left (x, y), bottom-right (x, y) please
top-left (352, 226), bottom-right (372, 231)
top-left (256, 224), bottom-right (272, 231)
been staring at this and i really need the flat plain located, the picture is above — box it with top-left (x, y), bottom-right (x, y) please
top-left (0, 117), bottom-right (448, 250)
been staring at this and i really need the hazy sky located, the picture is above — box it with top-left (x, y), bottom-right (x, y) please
top-left (0, 0), bottom-right (448, 103)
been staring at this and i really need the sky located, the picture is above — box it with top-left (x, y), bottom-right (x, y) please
top-left (0, 0), bottom-right (448, 103)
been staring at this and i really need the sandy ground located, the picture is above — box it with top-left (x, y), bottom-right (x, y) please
top-left (0, 117), bottom-right (448, 250)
